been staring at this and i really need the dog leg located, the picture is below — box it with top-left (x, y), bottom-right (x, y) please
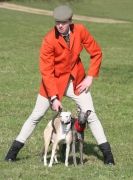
top-left (79, 132), bottom-right (84, 165)
top-left (65, 131), bottom-right (72, 167)
top-left (65, 143), bottom-right (70, 167)
top-left (79, 140), bottom-right (84, 165)
top-left (43, 124), bottom-right (53, 166)
top-left (43, 153), bottom-right (47, 166)
top-left (43, 138), bottom-right (49, 166)
top-left (43, 142), bottom-right (49, 166)
top-left (54, 149), bottom-right (58, 164)
top-left (49, 141), bottom-right (58, 167)
top-left (54, 155), bottom-right (58, 164)
top-left (72, 130), bottom-right (77, 166)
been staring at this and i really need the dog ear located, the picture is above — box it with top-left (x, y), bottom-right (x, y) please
top-left (77, 106), bottom-right (81, 113)
top-left (86, 110), bottom-right (91, 117)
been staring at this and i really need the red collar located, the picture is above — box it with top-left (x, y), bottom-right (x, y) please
top-left (74, 119), bottom-right (86, 132)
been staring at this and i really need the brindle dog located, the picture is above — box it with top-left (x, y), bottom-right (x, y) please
top-left (72, 110), bottom-right (91, 166)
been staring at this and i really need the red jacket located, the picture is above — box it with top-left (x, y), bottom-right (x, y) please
top-left (39, 23), bottom-right (102, 100)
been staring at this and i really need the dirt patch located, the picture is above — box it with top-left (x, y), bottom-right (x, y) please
top-left (0, 2), bottom-right (130, 24)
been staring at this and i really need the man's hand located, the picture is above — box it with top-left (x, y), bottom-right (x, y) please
top-left (51, 99), bottom-right (63, 112)
top-left (76, 76), bottom-right (93, 94)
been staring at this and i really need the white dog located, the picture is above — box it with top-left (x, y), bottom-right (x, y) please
top-left (43, 111), bottom-right (72, 167)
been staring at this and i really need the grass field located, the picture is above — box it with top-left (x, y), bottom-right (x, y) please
top-left (7, 0), bottom-right (133, 22)
top-left (0, 0), bottom-right (133, 179)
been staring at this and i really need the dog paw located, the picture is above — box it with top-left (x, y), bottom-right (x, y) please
top-left (43, 160), bottom-right (47, 166)
top-left (54, 160), bottom-right (59, 164)
top-left (48, 164), bottom-right (52, 167)
top-left (74, 163), bottom-right (77, 167)
top-left (54, 158), bottom-right (58, 164)
top-left (65, 163), bottom-right (68, 167)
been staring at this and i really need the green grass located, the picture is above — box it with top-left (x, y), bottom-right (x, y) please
top-left (0, 1), bottom-right (133, 180)
top-left (9, 0), bottom-right (133, 22)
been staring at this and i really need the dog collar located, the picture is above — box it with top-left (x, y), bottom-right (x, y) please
top-left (62, 121), bottom-right (71, 134)
top-left (74, 119), bottom-right (86, 132)
top-left (61, 121), bottom-right (71, 125)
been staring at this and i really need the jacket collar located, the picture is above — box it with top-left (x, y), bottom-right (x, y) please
top-left (55, 24), bottom-right (75, 49)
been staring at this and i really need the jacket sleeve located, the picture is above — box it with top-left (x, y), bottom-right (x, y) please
top-left (39, 37), bottom-right (58, 98)
top-left (80, 24), bottom-right (102, 77)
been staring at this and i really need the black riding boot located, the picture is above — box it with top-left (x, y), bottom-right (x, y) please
top-left (5, 140), bottom-right (24, 161)
top-left (99, 142), bottom-right (115, 165)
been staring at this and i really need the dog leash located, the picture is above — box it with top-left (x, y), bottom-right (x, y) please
top-left (52, 107), bottom-right (62, 134)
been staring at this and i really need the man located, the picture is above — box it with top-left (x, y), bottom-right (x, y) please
top-left (5, 5), bottom-right (115, 165)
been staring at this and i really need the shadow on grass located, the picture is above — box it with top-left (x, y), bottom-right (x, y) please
top-left (68, 142), bottom-right (103, 165)
top-left (39, 142), bottom-right (103, 166)
top-left (7, 142), bottom-right (103, 165)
